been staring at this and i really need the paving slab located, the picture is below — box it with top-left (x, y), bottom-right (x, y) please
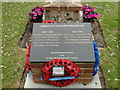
top-left (24, 72), bottom-right (102, 88)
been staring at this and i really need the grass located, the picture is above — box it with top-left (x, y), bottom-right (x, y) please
top-left (2, 2), bottom-right (44, 88)
top-left (91, 2), bottom-right (118, 88)
top-left (2, 2), bottom-right (119, 88)
top-left (84, 2), bottom-right (119, 88)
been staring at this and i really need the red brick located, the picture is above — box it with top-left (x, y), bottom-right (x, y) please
top-left (31, 66), bottom-right (42, 68)
top-left (80, 74), bottom-right (92, 78)
top-left (79, 69), bottom-right (83, 73)
top-left (76, 79), bottom-right (82, 82)
top-left (33, 74), bottom-right (41, 78)
top-left (31, 63), bottom-right (44, 68)
top-left (33, 78), bottom-right (41, 83)
top-left (31, 68), bottom-right (42, 73)
top-left (76, 79), bottom-right (92, 83)
top-left (76, 63), bottom-right (94, 68)
top-left (31, 62), bottom-right (94, 83)
top-left (83, 69), bottom-right (94, 73)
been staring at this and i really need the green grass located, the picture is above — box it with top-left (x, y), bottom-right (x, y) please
top-left (2, 2), bottom-right (44, 88)
top-left (84, 2), bottom-right (119, 88)
top-left (2, 2), bottom-right (119, 88)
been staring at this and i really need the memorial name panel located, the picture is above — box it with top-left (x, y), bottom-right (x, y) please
top-left (30, 23), bottom-right (95, 62)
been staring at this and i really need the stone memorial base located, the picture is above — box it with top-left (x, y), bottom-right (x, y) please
top-left (24, 72), bottom-right (102, 88)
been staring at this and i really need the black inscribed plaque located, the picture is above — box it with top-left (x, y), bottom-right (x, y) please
top-left (29, 23), bottom-right (95, 63)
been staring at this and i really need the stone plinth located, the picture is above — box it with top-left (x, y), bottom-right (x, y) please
top-left (30, 23), bottom-right (95, 84)
top-left (44, 2), bottom-right (82, 23)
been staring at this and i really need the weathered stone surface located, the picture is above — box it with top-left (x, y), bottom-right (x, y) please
top-left (44, 2), bottom-right (82, 8)
top-left (45, 2), bottom-right (82, 23)
top-left (45, 11), bottom-right (83, 23)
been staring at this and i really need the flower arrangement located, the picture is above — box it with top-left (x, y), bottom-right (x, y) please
top-left (28, 6), bottom-right (45, 22)
top-left (82, 4), bottom-right (100, 22)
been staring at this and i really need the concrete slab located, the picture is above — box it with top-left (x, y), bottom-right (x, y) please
top-left (24, 72), bottom-right (102, 88)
